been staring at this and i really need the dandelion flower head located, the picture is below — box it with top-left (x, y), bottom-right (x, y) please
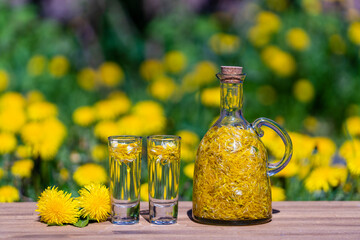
top-left (0, 185), bottom-right (20, 202)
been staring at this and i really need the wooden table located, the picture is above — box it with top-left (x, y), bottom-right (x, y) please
top-left (0, 201), bottom-right (360, 239)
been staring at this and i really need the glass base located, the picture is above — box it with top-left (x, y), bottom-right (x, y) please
top-left (192, 214), bottom-right (271, 226)
top-left (149, 199), bottom-right (178, 225)
top-left (111, 200), bottom-right (140, 225)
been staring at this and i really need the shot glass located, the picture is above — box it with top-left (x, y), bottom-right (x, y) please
top-left (147, 135), bottom-right (181, 225)
top-left (108, 136), bottom-right (142, 225)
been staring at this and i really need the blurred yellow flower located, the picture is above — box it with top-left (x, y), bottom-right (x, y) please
top-left (266, 0), bottom-right (288, 12)
top-left (0, 109), bottom-right (26, 133)
top-left (95, 96), bottom-right (131, 121)
top-left (305, 166), bottom-right (347, 192)
top-left (261, 127), bottom-right (284, 159)
top-left (0, 70), bottom-right (9, 91)
top-left (164, 51), bottom-right (187, 73)
top-left (48, 55), bottom-right (70, 78)
top-left (293, 79), bottom-right (315, 103)
top-left (247, 25), bottom-right (271, 47)
top-left (27, 101), bottom-right (58, 121)
top-left (289, 132), bottom-right (315, 161)
top-left (73, 163), bottom-right (107, 186)
top-left (27, 55), bottom-right (47, 76)
top-left (16, 145), bottom-right (32, 158)
top-left (0, 132), bottom-right (17, 154)
top-left (149, 76), bottom-right (177, 101)
top-left (59, 168), bottom-right (69, 181)
top-left (0, 168), bottom-right (3, 180)
top-left (98, 62), bottom-right (124, 87)
top-left (346, 155), bottom-right (360, 175)
top-left (140, 59), bottom-right (164, 81)
top-left (77, 68), bottom-right (97, 91)
top-left (261, 46), bottom-right (296, 77)
top-left (275, 160), bottom-right (299, 177)
top-left (140, 183), bottom-right (149, 201)
top-left (348, 21), bottom-right (360, 45)
top-left (118, 114), bottom-right (145, 136)
top-left (72, 106), bottom-right (96, 127)
top-left (177, 130), bottom-right (199, 147)
top-left (201, 87), bottom-right (220, 107)
top-left (303, 116), bottom-right (318, 133)
top-left (26, 90), bottom-right (45, 104)
top-left (302, 0), bottom-right (322, 15)
top-left (256, 85), bottom-right (277, 106)
top-left (271, 186), bottom-right (286, 201)
top-left (184, 163), bottom-right (194, 179)
top-left (0, 185), bottom-right (20, 202)
top-left (193, 61), bottom-right (217, 85)
top-left (209, 33), bottom-right (240, 54)
top-left (91, 144), bottom-right (108, 162)
top-left (11, 159), bottom-right (34, 178)
top-left (78, 183), bottom-right (111, 222)
top-left (339, 139), bottom-right (360, 160)
top-left (311, 137), bottom-right (336, 167)
top-left (36, 186), bottom-right (79, 225)
top-left (132, 101), bottom-right (166, 135)
top-left (329, 34), bottom-right (346, 55)
top-left (21, 118), bottom-right (67, 160)
top-left (346, 104), bottom-right (359, 117)
top-left (181, 145), bottom-right (196, 162)
top-left (256, 11), bottom-right (281, 33)
top-left (286, 28), bottom-right (310, 51)
top-left (0, 92), bottom-right (26, 110)
top-left (94, 120), bottom-right (120, 142)
top-left (107, 91), bottom-right (131, 116)
top-left (344, 116), bottom-right (360, 137)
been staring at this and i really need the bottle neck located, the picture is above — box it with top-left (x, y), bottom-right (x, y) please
top-left (220, 82), bottom-right (244, 118)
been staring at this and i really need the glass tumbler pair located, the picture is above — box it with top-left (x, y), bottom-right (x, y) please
top-left (108, 135), bottom-right (181, 225)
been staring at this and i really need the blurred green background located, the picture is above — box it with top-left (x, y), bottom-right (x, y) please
top-left (0, 0), bottom-right (360, 203)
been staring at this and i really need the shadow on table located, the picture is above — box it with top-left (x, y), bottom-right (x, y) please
top-left (140, 210), bottom-right (150, 223)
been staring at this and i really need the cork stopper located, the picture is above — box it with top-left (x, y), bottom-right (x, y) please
top-left (217, 66), bottom-right (245, 83)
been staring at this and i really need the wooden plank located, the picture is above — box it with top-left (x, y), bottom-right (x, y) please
top-left (0, 202), bottom-right (360, 239)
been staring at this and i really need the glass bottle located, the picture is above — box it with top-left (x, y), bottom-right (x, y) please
top-left (192, 66), bottom-right (293, 225)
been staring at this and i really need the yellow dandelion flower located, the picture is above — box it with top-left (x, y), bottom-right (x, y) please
top-left (132, 101), bottom-right (166, 135)
top-left (94, 120), bottom-right (120, 142)
top-left (98, 62), bottom-right (124, 87)
top-left (303, 116), bottom-right (318, 133)
top-left (302, 0), bottom-right (322, 15)
top-left (11, 159), bottom-right (34, 178)
top-left (193, 61), bottom-right (217, 85)
top-left (149, 76), bottom-right (177, 101)
top-left (0, 185), bottom-right (20, 202)
top-left (164, 51), bottom-right (187, 73)
top-left (184, 163), bottom-right (194, 179)
top-left (275, 160), bottom-right (298, 177)
top-left (209, 33), bottom-right (240, 55)
top-left (26, 90), bottom-right (45, 104)
top-left (176, 130), bottom-right (199, 147)
top-left (261, 127), bottom-right (284, 159)
top-left (72, 106), bottom-right (96, 127)
top-left (346, 154), bottom-right (360, 175)
top-left (140, 183), bottom-right (149, 201)
top-left (181, 145), bottom-right (196, 162)
top-left (256, 11), bottom-right (281, 33)
top-left (201, 87), bottom-right (221, 107)
top-left (140, 59), bottom-right (164, 81)
top-left (94, 100), bottom-right (120, 120)
top-left (329, 34), bottom-right (346, 55)
top-left (256, 85), bottom-right (277, 106)
top-left (0, 108), bottom-right (26, 133)
top-left (339, 139), bottom-right (360, 160)
top-left (78, 183), bottom-right (111, 222)
top-left (247, 25), bottom-right (271, 47)
top-left (289, 132), bottom-right (315, 161)
top-left (27, 55), bottom-right (47, 76)
top-left (305, 166), bottom-right (347, 193)
top-left (0, 132), bottom-right (17, 154)
top-left (59, 168), bottom-right (69, 181)
top-left (286, 28), bottom-right (310, 51)
top-left (27, 101), bottom-right (58, 121)
top-left (261, 46), bottom-right (296, 77)
top-left (344, 116), bottom-right (360, 137)
top-left (36, 186), bottom-right (80, 225)
top-left (0, 168), bottom-right (4, 180)
top-left (91, 144), bottom-right (108, 162)
top-left (49, 55), bottom-right (70, 78)
top-left (16, 145), bottom-right (32, 158)
top-left (271, 186), bottom-right (286, 201)
top-left (77, 68), bottom-right (97, 91)
top-left (311, 137), bottom-right (336, 167)
top-left (293, 79), bottom-right (315, 103)
top-left (0, 92), bottom-right (26, 110)
top-left (73, 163), bottom-right (107, 186)
top-left (0, 70), bottom-right (9, 91)
top-left (117, 114), bottom-right (145, 136)
top-left (348, 21), bottom-right (360, 45)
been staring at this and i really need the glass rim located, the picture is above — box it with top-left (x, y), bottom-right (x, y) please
top-left (147, 135), bottom-right (181, 141)
top-left (108, 135), bottom-right (143, 141)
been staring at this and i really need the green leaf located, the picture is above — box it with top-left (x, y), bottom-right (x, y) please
top-left (73, 215), bottom-right (90, 228)
top-left (47, 223), bottom-right (63, 226)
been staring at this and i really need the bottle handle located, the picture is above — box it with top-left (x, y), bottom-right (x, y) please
top-left (252, 117), bottom-right (293, 177)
